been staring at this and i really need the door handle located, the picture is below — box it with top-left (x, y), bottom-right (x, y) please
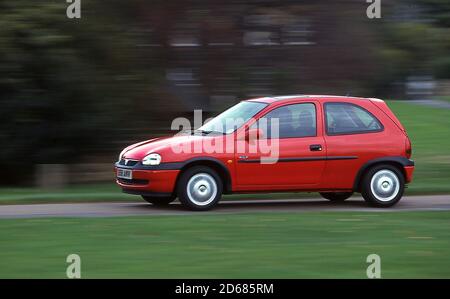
top-left (310, 144), bottom-right (322, 151)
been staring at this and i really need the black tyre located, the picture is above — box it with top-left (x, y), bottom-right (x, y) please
top-left (176, 166), bottom-right (223, 211)
top-left (361, 164), bottom-right (405, 207)
top-left (320, 192), bottom-right (353, 202)
top-left (142, 195), bottom-right (175, 206)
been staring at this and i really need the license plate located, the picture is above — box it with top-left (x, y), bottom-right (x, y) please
top-left (117, 168), bottom-right (132, 179)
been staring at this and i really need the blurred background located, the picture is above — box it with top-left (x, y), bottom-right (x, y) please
top-left (0, 0), bottom-right (449, 199)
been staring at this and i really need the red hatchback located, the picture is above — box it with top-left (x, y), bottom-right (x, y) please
top-left (115, 95), bottom-right (414, 210)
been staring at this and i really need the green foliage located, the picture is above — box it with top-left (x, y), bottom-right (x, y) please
top-left (433, 56), bottom-right (450, 78)
top-left (376, 23), bottom-right (443, 82)
top-left (0, 0), bottom-right (449, 185)
top-left (0, 1), bottom-right (155, 167)
top-left (371, 1), bottom-right (450, 93)
top-left (418, 0), bottom-right (450, 27)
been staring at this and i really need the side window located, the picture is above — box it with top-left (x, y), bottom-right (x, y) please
top-left (253, 103), bottom-right (316, 138)
top-left (325, 103), bottom-right (383, 135)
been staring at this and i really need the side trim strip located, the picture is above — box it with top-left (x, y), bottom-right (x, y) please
top-left (325, 156), bottom-right (359, 161)
top-left (237, 156), bottom-right (358, 163)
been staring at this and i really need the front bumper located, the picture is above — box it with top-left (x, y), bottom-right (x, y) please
top-left (114, 162), bottom-right (179, 194)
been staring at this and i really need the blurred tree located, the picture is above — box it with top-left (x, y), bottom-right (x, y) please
top-left (420, 0), bottom-right (450, 27)
top-left (1, 0), bottom-right (449, 185)
top-left (0, 1), bottom-right (161, 183)
top-left (415, 0), bottom-right (450, 78)
top-left (371, 0), bottom-right (450, 95)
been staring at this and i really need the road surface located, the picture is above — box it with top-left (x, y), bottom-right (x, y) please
top-left (0, 195), bottom-right (449, 218)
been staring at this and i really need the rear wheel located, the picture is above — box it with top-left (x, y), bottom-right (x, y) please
top-left (320, 192), bottom-right (353, 202)
top-left (361, 164), bottom-right (404, 207)
top-left (177, 166), bottom-right (222, 211)
top-left (142, 196), bottom-right (175, 206)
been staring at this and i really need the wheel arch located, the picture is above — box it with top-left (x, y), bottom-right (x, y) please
top-left (353, 156), bottom-right (413, 192)
top-left (175, 157), bottom-right (232, 194)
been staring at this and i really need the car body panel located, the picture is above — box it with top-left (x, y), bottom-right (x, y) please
top-left (319, 97), bottom-right (407, 190)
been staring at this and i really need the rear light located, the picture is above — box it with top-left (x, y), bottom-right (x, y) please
top-left (405, 137), bottom-right (412, 159)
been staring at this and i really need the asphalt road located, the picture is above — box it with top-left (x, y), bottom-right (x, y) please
top-left (0, 195), bottom-right (449, 218)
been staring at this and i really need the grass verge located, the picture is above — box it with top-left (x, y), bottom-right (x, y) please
top-left (0, 211), bottom-right (449, 278)
top-left (0, 184), bottom-right (319, 205)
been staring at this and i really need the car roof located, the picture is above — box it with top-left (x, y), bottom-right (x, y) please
top-left (246, 95), bottom-right (381, 104)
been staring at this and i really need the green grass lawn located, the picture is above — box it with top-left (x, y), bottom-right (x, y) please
top-left (0, 211), bottom-right (449, 278)
top-left (0, 184), bottom-right (319, 205)
top-left (0, 100), bottom-right (449, 205)
top-left (0, 184), bottom-right (134, 205)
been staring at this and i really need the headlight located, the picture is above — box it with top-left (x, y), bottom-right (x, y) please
top-left (142, 153), bottom-right (161, 165)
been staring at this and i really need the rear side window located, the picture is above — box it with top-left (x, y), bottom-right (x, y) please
top-left (325, 103), bottom-right (383, 135)
top-left (254, 103), bottom-right (316, 138)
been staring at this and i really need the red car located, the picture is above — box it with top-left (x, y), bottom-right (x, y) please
top-left (115, 95), bottom-right (414, 210)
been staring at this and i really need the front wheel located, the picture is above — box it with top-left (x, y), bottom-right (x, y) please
top-left (361, 165), bottom-right (405, 207)
top-left (142, 195), bottom-right (175, 206)
top-left (320, 192), bottom-right (353, 202)
top-left (177, 166), bottom-right (223, 211)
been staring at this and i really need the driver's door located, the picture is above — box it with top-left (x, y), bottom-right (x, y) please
top-left (235, 101), bottom-right (326, 189)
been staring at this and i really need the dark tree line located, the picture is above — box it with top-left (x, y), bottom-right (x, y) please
top-left (0, 0), bottom-right (448, 184)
